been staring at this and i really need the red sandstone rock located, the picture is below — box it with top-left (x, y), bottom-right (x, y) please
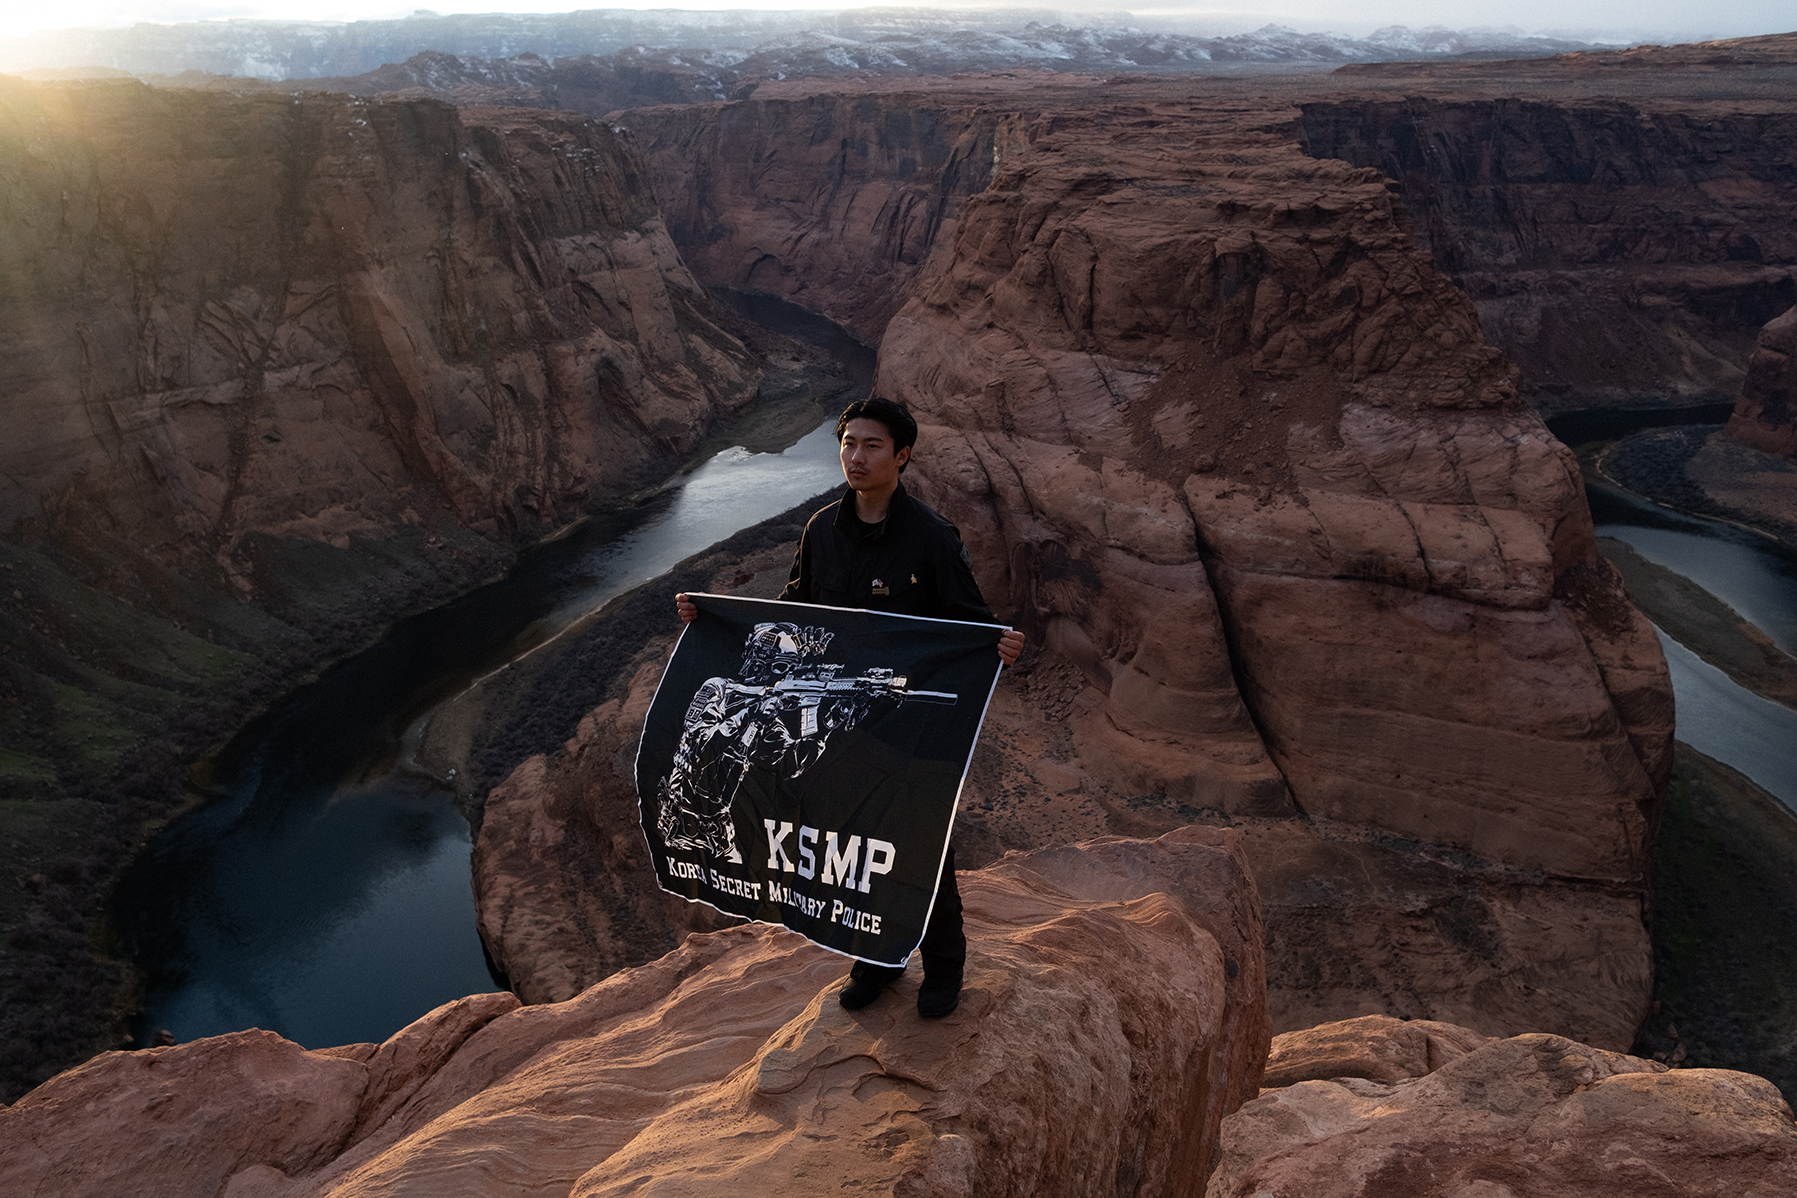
top-left (0, 992), bottom-right (523, 1196)
top-left (3, 830), bottom-right (1268, 1197)
top-left (0, 80), bottom-right (757, 583)
top-left (1258, 1013), bottom-right (1490, 1088)
top-left (472, 655), bottom-right (735, 1004)
top-left (1727, 303), bottom-right (1797, 460)
top-left (1297, 91), bottom-right (1797, 413)
top-left (0, 1029), bottom-right (368, 1197)
top-left (624, 90), bottom-right (1016, 342)
top-left (1209, 1019), bottom-right (1797, 1198)
top-left (870, 86), bottom-right (1668, 885)
top-left (1237, 822), bottom-right (1653, 1051)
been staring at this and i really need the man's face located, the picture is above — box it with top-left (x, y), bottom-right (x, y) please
top-left (839, 417), bottom-right (909, 495)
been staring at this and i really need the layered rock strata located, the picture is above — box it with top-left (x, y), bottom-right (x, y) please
top-left (1596, 301), bottom-right (1797, 550)
top-left (0, 76), bottom-right (757, 1096)
top-left (1, 80), bottom-right (756, 573)
top-left (624, 87), bottom-right (1020, 341)
top-left (876, 83), bottom-right (1671, 880)
top-left (1298, 38), bottom-right (1797, 412)
top-left (1727, 303), bottom-right (1797, 460)
top-left (3, 829), bottom-right (1269, 1197)
top-left (902, 107), bottom-right (1661, 1020)
top-left (1208, 1015), bottom-right (1797, 1197)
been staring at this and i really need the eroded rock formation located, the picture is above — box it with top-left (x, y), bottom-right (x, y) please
top-left (1602, 300), bottom-right (1797, 549)
top-left (856, 79), bottom-right (1669, 1044)
top-left (1299, 37), bottom-right (1797, 412)
top-left (1727, 303), bottom-right (1797, 460)
top-left (0, 75), bottom-right (759, 1098)
top-left (626, 85), bottom-right (1018, 341)
top-left (3, 829), bottom-right (1269, 1197)
top-left (463, 70), bottom-right (1688, 1052)
top-left (1208, 1015), bottom-right (1797, 1197)
top-left (1, 80), bottom-right (756, 577)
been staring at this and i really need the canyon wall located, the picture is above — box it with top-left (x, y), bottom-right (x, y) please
top-left (885, 101), bottom-right (1671, 872)
top-left (869, 78), bottom-right (1670, 1047)
top-left (1298, 77), bottom-right (1797, 411)
top-left (1726, 302), bottom-right (1797, 459)
top-left (0, 77), bottom-right (759, 795)
top-left (623, 85), bottom-right (1019, 341)
top-left (1, 79), bottom-right (755, 573)
top-left (0, 76), bottom-right (758, 1099)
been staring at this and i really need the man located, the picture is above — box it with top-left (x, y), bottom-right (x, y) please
top-left (677, 396), bottom-right (1023, 1018)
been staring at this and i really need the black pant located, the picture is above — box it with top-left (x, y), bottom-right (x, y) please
top-left (850, 844), bottom-right (965, 986)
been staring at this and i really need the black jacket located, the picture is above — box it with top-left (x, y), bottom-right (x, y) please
top-left (778, 482), bottom-right (996, 623)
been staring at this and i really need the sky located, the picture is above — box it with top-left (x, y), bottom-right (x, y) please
top-left (0, 0), bottom-right (1789, 47)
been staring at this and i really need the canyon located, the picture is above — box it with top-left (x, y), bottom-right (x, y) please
top-left (0, 75), bottom-right (761, 798)
top-left (5, 28), bottom-right (1797, 1195)
top-left (590, 63), bottom-right (1691, 1050)
top-left (0, 75), bottom-right (763, 1096)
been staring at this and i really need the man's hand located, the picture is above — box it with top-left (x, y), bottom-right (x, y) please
top-left (675, 592), bottom-right (698, 624)
top-left (997, 628), bottom-right (1025, 667)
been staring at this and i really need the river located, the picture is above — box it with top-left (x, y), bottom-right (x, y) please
top-left (1583, 482), bottom-right (1797, 813)
top-left (117, 298), bottom-right (869, 1050)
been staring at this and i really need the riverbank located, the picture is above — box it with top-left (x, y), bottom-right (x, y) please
top-left (0, 520), bottom-right (515, 1102)
top-left (1595, 535), bottom-right (1797, 708)
top-left (1596, 425), bottom-right (1797, 554)
top-left (99, 294), bottom-right (872, 1066)
top-left (1638, 742), bottom-right (1797, 1100)
top-left (425, 489), bottom-right (837, 817)
top-left (1566, 429), bottom-right (1797, 1098)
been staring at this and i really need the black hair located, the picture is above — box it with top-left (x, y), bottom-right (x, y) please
top-left (835, 397), bottom-right (919, 470)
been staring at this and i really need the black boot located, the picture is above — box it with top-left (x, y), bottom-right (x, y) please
top-left (839, 961), bottom-right (904, 1010)
top-left (916, 976), bottom-right (961, 1018)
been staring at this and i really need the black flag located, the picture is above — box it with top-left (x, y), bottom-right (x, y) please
top-left (637, 593), bottom-right (1004, 966)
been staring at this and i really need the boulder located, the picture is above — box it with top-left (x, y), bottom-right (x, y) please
top-left (0, 992), bottom-right (522, 1197)
top-left (1259, 1013), bottom-right (1491, 1088)
top-left (0, 1029), bottom-right (368, 1198)
top-left (5, 830), bottom-right (1268, 1198)
top-left (1209, 1018), bottom-right (1797, 1198)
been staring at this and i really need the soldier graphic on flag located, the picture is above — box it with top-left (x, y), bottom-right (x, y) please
top-left (654, 621), bottom-right (956, 864)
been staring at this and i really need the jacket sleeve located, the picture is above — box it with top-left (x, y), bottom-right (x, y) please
top-left (932, 528), bottom-right (997, 624)
top-left (777, 524), bottom-right (813, 604)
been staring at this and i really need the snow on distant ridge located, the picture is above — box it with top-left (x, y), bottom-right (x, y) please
top-left (0, 9), bottom-right (1616, 81)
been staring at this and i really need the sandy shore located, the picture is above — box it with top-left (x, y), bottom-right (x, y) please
top-left (1596, 535), bottom-right (1797, 708)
